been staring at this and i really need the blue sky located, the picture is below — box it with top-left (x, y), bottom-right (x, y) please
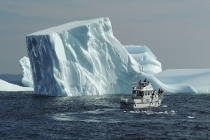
top-left (0, 0), bottom-right (210, 74)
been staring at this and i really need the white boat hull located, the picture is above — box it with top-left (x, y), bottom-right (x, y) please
top-left (120, 97), bottom-right (162, 109)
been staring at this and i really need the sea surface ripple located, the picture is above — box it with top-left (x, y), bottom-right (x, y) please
top-left (0, 92), bottom-right (210, 139)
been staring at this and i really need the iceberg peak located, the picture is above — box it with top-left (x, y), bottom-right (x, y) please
top-left (29, 17), bottom-right (112, 36)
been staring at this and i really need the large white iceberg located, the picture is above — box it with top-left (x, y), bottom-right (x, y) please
top-left (26, 17), bottom-right (142, 96)
top-left (24, 17), bottom-right (210, 96)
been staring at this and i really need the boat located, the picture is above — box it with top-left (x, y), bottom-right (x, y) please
top-left (120, 79), bottom-right (164, 109)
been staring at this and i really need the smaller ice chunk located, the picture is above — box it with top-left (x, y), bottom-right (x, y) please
top-left (155, 69), bottom-right (210, 94)
top-left (0, 79), bottom-right (33, 91)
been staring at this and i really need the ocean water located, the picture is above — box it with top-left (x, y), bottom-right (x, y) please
top-left (0, 92), bottom-right (210, 140)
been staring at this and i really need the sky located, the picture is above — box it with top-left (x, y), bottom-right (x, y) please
top-left (0, 0), bottom-right (210, 74)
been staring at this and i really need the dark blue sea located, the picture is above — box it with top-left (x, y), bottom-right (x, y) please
top-left (0, 92), bottom-right (210, 140)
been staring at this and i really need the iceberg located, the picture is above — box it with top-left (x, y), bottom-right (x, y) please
top-left (26, 17), bottom-right (142, 96)
top-left (24, 17), bottom-right (210, 96)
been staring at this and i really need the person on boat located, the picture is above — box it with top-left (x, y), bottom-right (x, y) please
top-left (132, 92), bottom-right (136, 99)
top-left (151, 91), bottom-right (155, 100)
top-left (143, 78), bottom-right (147, 86)
top-left (137, 91), bottom-right (143, 102)
top-left (142, 79), bottom-right (147, 87)
top-left (138, 80), bottom-right (141, 85)
top-left (158, 88), bottom-right (164, 94)
top-left (132, 87), bottom-right (135, 92)
top-left (138, 80), bottom-right (142, 88)
top-left (158, 88), bottom-right (164, 99)
top-left (132, 88), bottom-right (137, 99)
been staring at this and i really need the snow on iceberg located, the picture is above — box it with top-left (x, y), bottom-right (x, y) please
top-left (26, 17), bottom-right (142, 96)
top-left (19, 56), bottom-right (34, 88)
top-left (124, 45), bottom-right (162, 74)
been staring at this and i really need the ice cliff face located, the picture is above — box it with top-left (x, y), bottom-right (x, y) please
top-left (20, 45), bottom-right (162, 89)
top-left (26, 17), bottom-right (141, 96)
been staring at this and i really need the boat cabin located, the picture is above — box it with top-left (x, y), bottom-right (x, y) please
top-left (132, 80), bottom-right (155, 99)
